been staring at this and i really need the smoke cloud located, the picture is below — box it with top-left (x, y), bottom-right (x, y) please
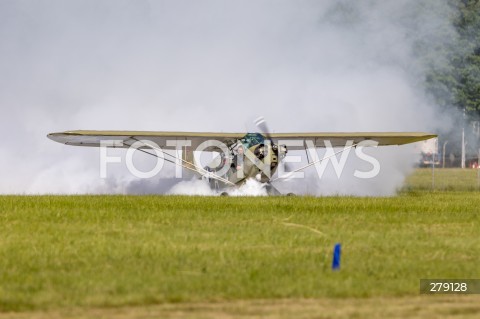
top-left (0, 0), bottom-right (454, 195)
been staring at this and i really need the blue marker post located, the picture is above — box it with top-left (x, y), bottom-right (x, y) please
top-left (332, 243), bottom-right (341, 270)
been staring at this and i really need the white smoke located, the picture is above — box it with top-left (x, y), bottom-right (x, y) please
top-left (227, 179), bottom-right (268, 197)
top-left (166, 178), bottom-right (268, 196)
top-left (0, 0), bottom-right (455, 195)
top-left (167, 179), bottom-right (214, 196)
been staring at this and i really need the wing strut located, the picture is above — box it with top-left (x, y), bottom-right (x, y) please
top-left (125, 138), bottom-right (236, 187)
top-left (271, 143), bottom-right (359, 182)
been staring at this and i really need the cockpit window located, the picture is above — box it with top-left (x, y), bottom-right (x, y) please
top-left (240, 133), bottom-right (265, 149)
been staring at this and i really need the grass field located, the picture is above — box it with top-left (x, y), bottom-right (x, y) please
top-left (0, 169), bottom-right (479, 318)
top-left (403, 168), bottom-right (480, 191)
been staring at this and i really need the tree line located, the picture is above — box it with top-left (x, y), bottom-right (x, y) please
top-left (424, 0), bottom-right (480, 120)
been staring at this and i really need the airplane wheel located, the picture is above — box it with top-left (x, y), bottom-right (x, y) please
top-left (286, 193), bottom-right (295, 196)
top-left (220, 192), bottom-right (229, 196)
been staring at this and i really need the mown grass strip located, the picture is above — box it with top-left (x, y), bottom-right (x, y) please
top-left (0, 190), bottom-right (479, 311)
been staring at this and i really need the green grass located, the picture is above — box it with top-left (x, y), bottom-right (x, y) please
top-left (0, 170), bottom-right (479, 312)
top-left (403, 168), bottom-right (480, 191)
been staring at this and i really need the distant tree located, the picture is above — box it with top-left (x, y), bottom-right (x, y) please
top-left (424, 0), bottom-right (480, 118)
top-left (454, 0), bottom-right (480, 116)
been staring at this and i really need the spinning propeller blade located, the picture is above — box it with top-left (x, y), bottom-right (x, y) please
top-left (254, 116), bottom-right (294, 180)
top-left (254, 116), bottom-right (272, 140)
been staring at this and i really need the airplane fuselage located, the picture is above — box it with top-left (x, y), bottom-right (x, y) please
top-left (202, 133), bottom-right (286, 191)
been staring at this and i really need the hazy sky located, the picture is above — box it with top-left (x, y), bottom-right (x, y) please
top-left (0, 0), bottom-right (454, 195)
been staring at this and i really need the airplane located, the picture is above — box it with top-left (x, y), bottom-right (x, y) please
top-left (48, 118), bottom-right (436, 195)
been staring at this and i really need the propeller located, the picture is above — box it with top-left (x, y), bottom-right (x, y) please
top-left (254, 116), bottom-right (273, 159)
top-left (254, 116), bottom-right (273, 141)
top-left (253, 116), bottom-right (293, 181)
